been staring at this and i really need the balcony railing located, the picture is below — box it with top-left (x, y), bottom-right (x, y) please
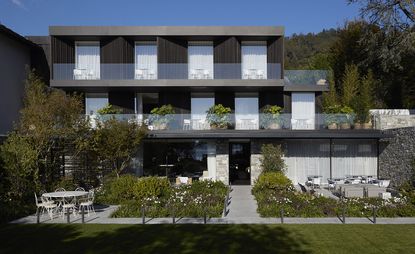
top-left (53, 63), bottom-right (282, 80)
top-left (88, 113), bottom-right (370, 131)
top-left (284, 70), bottom-right (329, 85)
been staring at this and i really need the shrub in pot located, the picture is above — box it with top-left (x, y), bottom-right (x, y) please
top-left (324, 105), bottom-right (342, 129)
top-left (260, 105), bottom-right (283, 129)
top-left (206, 104), bottom-right (232, 129)
top-left (149, 104), bottom-right (175, 130)
top-left (339, 105), bottom-right (354, 129)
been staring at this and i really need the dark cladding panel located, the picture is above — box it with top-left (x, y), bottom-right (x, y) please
top-left (108, 91), bottom-right (135, 114)
top-left (214, 37), bottom-right (241, 79)
top-left (100, 36), bottom-right (134, 79)
top-left (157, 37), bottom-right (188, 79)
top-left (267, 37), bottom-right (283, 78)
top-left (259, 91), bottom-right (284, 111)
top-left (215, 92), bottom-right (235, 111)
top-left (315, 92), bottom-right (323, 113)
top-left (51, 36), bottom-right (74, 63)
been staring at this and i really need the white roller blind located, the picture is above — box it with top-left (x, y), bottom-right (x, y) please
top-left (291, 92), bottom-right (315, 130)
top-left (75, 42), bottom-right (100, 79)
top-left (188, 45), bottom-right (214, 79)
top-left (241, 45), bottom-right (267, 79)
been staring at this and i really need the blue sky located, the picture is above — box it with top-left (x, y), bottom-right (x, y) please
top-left (0, 0), bottom-right (361, 36)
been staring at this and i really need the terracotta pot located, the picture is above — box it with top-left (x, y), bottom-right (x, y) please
top-left (354, 123), bottom-right (363, 129)
top-left (268, 123), bottom-right (281, 129)
top-left (154, 123), bottom-right (168, 130)
top-left (363, 122), bottom-right (372, 129)
top-left (210, 124), bottom-right (227, 130)
top-left (340, 123), bottom-right (351, 129)
top-left (327, 123), bottom-right (337, 130)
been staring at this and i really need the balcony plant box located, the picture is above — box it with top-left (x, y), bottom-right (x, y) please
top-left (260, 105), bottom-right (283, 129)
top-left (206, 104), bottom-right (232, 129)
top-left (149, 104), bottom-right (175, 130)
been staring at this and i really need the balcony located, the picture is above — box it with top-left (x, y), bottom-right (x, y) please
top-left (89, 113), bottom-right (377, 130)
top-left (53, 63), bottom-right (282, 80)
top-left (284, 70), bottom-right (329, 85)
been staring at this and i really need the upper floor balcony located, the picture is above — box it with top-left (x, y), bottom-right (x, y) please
top-left (52, 63), bottom-right (283, 81)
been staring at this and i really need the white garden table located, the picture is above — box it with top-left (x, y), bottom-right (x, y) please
top-left (43, 191), bottom-right (88, 199)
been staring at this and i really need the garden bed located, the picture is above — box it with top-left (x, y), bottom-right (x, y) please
top-left (253, 172), bottom-right (415, 217)
top-left (96, 175), bottom-right (228, 218)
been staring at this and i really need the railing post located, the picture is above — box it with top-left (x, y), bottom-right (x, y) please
top-left (141, 205), bottom-right (145, 225)
top-left (36, 207), bottom-right (40, 224)
top-left (81, 205), bottom-right (85, 224)
top-left (373, 206), bottom-right (377, 224)
top-left (66, 208), bottom-right (70, 223)
top-left (280, 208), bottom-right (284, 224)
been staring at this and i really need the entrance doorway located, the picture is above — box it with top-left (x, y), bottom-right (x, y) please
top-left (229, 142), bottom-right (251, 185)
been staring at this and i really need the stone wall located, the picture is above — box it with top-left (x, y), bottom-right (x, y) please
top-left (374, 115), bottom-right (415, 130)
top-left (379, 127), bottom-right (415, 187)
top-left (215, 140), bottom-right (229, 184)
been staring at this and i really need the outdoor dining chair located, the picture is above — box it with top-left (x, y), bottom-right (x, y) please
top-left (75, 187), bottom-right (85, 191)
top-left (34, 193), bottom-right (57, 220)
top-left (79, 191), bottom-right (96, 217)
top-left (55, 188), bottom-right (65, 192)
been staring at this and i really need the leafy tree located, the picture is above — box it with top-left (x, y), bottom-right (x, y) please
top-left (260, 144), bottom-right (286, 173)
top-left (355, 70), bottom-right (375, 123)
top-left (341, 64), bottom-right (360, 107)
top-left (322, 71), bottom-right (339, 111)
top-left (97, 104), bottom-right (122, 115)
top-left (92, 118), bottom-right (146, 178)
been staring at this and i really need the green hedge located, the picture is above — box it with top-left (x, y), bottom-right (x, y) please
top-left (253, 172), bottom-right (415, 217)
top-left (96, 175), bottom-right (228, 218)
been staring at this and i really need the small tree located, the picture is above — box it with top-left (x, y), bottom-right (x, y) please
top-left (322, 70), bottom-right (339, 111)
top-left (260, 144), bottom-right (286, 172)
top-left (341, 64), bottom-right (360, 107)
top-left (355, 70), bottom-right (375, 123)
top-left (93, 119), bottom-right (147, 178)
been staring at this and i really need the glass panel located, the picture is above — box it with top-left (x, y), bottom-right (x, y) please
top-left (188, 45), bottom-right (214, 79)
top-left (235, 93), bottom-right (259, 130)
top-left (75, 42), bottom-right (100, 80)
top-left (85, 93), bottom-right (108, 115)
top-left (241, 45), bottom-right (267, 79)
top-left (135, 44), bottom-right (157, 79)
top-left (191, 93), bottom-right (214, 130)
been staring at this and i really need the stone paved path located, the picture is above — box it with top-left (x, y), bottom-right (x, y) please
top-left (225, 185), bottom-right (260, 219)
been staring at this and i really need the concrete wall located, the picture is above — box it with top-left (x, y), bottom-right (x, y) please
top-left (0, 33), bottom-right (31, 135)
top-left (379, 127), bottom-right (415, 187)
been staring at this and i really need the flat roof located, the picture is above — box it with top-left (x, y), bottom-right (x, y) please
top-left (49, 26), bottom-right (284, 36)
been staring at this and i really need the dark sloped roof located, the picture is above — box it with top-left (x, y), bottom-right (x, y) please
top-left (0, 24), bottom-right (39, 48)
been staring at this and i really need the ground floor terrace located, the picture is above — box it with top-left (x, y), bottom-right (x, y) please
top-left (134, 138), bottom-right (380, 186)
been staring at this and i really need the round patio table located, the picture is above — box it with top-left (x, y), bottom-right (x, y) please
top-left (42, 191), bottom-right (88, 199)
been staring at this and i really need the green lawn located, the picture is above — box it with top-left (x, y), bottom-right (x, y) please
top-left (1, 224), bottom-right (415, 254)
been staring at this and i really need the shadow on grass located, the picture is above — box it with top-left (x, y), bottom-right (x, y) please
top-left (0, 224), bottom-right (311, 254)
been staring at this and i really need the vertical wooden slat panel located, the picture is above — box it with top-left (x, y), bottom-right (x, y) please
top-left (100, 36), bottom-right (134, 79)
top-left (267, 37), bottom-right (283, 78)
top-left (213, 37), bottom-right (241, 79)
top-left (283, 92), bottom-right (292, 113)
top-left (51, 36), bottom-right (74, 63)
top-left (157, 37), bottom-right (188, 79)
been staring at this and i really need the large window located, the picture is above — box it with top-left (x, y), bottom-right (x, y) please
top-left (241, 43), bottom-right (267, 79)
top-left (191, 93), bottom-right (214, 130)
top-left (235, 93), bottom-right (259, 130)
top-left (291, 92), bottom-right (315, 130)
top-left (135, 43), bottom-right (157, 80)
top-left (188, 42), bottom-right (214, 79)
top-left (85, 93), bottom-right (108, 115)
top-left (75, 42), bottom-right (100, 80)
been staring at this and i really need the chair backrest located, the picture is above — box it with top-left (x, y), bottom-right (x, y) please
top-left (34, 192), bottom-right (39, 204)
top-left (75, 187), bottom-right (85, 192)
top-left (257, 70), bottom-right (264, 75)
top-left (55, 188), bottom-right (65, 192)
top-left (203, 69), bottom-right (209, 75)
top-left (190, 69), bottom-right (197, 75)
top-left (73, 69), bottom-right (82, 75)
top-left (135, 69), bottom-right (143, 75)
top-left (183, 119), bottom-right (191, 124)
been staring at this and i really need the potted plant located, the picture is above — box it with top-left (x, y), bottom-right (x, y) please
top-left (260, 105), bottom-right (283, 129)
top-left (149, 104), bottom-right (175, 130)
top-left (324, 105), bottom-right (341, 130)
top-left (339, 105), bottom-right (354, 129)
top-left (206, 104), bottom-right (232, 129)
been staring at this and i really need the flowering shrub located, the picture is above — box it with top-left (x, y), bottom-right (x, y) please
top-left (105, 176), bottom-right (228, 218)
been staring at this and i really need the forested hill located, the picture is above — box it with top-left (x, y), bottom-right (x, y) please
top-left (284, 29), bottom-right (338, 69)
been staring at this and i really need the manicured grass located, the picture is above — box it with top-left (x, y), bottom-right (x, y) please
top-left (1, 224), bottom-right (415, 254)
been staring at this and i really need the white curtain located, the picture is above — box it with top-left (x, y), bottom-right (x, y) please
top-left (75, 42), bottom-right (100, 79)
top-left (241, 45), bottom-right (267, 79)
top-left (332, 140), bottom-right (377, 178)
top-left (188, 45), bottom-right (214, 79)
top-left (284, 140), bottom-right (330, 185)
top-left (291, 92), bottom-right (315, 130)
top-left (135, 44), bottom-right (157, 79)
top-left (235, 94), bottom-right (259, 130)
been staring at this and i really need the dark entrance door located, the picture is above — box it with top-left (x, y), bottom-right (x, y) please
top-left (229, 142), bottom-right (251, 185)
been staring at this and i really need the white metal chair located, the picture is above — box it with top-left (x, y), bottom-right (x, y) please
top-left (73, 69), bottom-right (84, 80)
top-left (190, 69), bottom-right (197, 79)
top-left (243, 70), bottom-right (250, 79)
top-left (148, 69), bottom-right (156, 79)
top-left (183, 119), bottom-right (191, 130)
top-left (135, 69), bottom-right (144, 79)
top-left (61, 197), bottom-right (77, 220)
top-left (87, 70), bottom-right (95, 80)
top-left (203, 69), bottom-right (211, 79)
top-left (312, 177), bottom-right (321, 189)
top-left (55, 188), bottom-right (65, 192)
top-left (35, 193), bottom-right (57, 220)
top-left (256, 70), bottom-right (265, 79)
top-left (79, 191), bottom-right (96, 217)
top-left (291, 119), bottom-right (298, 129)
top-left (75, 187), bottom-right (85, 191)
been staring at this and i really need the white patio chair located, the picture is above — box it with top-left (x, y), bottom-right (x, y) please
top-left (190, 69), bottom-right (197, 79)
top-left (55, 188), bottom-right (65, 192)
top-left (203, 69), bottom-right (211, 79)
top-left (312, 177), bottom-right (321, 189)
top-left (135, 69), bottom-right (144, 79)
top-left (75, 187), bottom-right (85, 191)
top-left (35, 193), bottom-right (57, 220)
top-left (291, 119), bottom-right (298, 129)
top-left (61, 197), bottom-right (77, 220)
top-left (256, 70), bottom-right (265, 79)
top-left (243, 70), bottom-right (250, 79)
top-left (148, 69), bottom-right (156, 79)
top-left (73, 69), bottom-right (84, 80)
top-left (79, 191), bottom-right (96, 217)
top-left (183, 119), bottom-right (191, 130)
top-left (87, 70), bottom-right (95, 80)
